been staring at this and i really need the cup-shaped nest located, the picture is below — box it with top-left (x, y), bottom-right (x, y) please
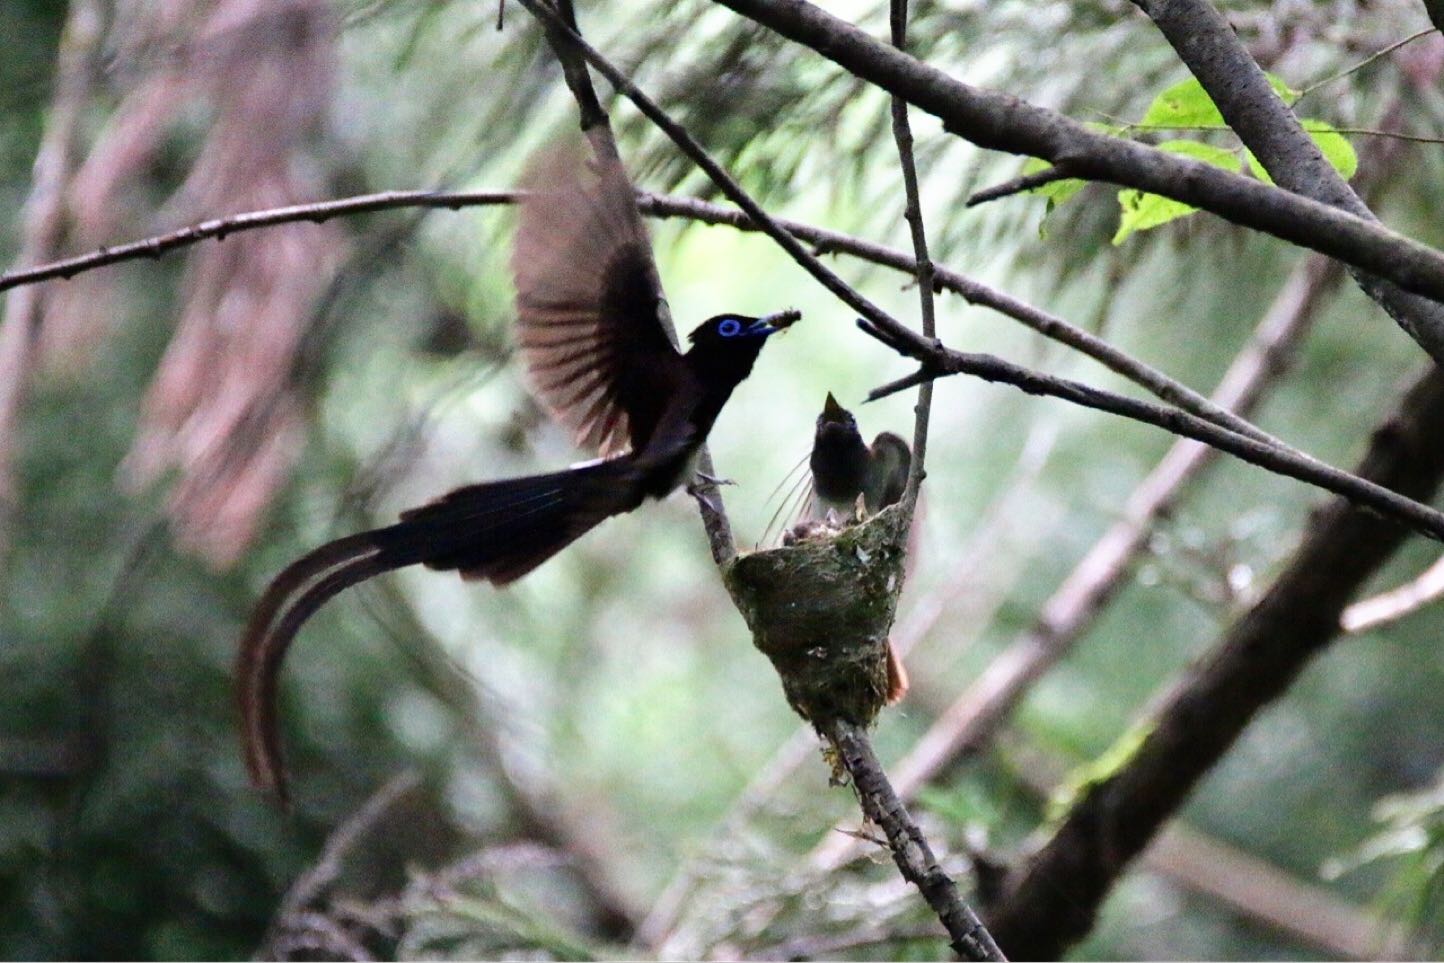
top-left (723, 505), bottom-right (908, 728)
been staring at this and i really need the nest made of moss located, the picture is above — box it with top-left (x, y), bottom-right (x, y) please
top-left (722, 505), bottom-right (910, 728)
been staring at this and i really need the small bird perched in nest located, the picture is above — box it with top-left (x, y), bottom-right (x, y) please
top-left (781, 392), bottom-right (912, 704)
top-left (786, 392), bottom-right (911, 540)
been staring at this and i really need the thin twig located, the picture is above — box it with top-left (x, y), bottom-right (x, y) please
top-left (823, 719), bottom-right (1006, 961)
top-left (966, 165), bottom-right (1076, 207)
top-left (0, 190), bottom-right (526, 293)
top-left (1341, 550), bottom-right (1444, 633)
top-left (635, 194), bottom-right (1299, 457)
top-left (888, 0), bottom-right (935, 514)
top-left (1293, 26), bottom-right (1439, 103)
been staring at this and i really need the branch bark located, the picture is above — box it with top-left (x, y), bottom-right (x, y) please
top-left (986, 361), bottom-right (1444, 960)
top-left (1, 187), bottom-right (1290, 452)
top-left (869, 344), bottom-right (1444, 546)
top-left (708, 0), bottom-right (1444, 360)
top-left (824, 719), bottom-right (1006, 961)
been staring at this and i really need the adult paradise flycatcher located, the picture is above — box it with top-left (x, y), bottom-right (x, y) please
top-left (237, 146), bottom-right (797, 801)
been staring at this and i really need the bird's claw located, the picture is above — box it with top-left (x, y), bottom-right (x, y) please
top-left (691, 471), bottom-right (736, 489)
top-left (687, 482), bottom-right (726, 516)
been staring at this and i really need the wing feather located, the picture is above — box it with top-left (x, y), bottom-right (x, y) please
top-left (512, 146), bottom-right (684, 457)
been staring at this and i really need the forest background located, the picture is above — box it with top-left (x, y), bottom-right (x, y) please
top-left (6, 0), bottom-right (1444, 959)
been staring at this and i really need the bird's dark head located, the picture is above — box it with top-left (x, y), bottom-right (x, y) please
top-left (685, 309), bottom-right (798, 383)
top-left (817, 391), bottom-right (857, 431)
top-left (688, 309), bottom-right (798, 347)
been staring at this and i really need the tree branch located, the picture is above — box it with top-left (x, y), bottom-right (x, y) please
top-left (2, 186), bottom-right (1289, 454)
top-left (822, 718), bottom-right (1006, 961)
top-left (14, 179), bottom-right (1433, 539)
top-left (1340, 549), bottom-right (1444, 633)
top-left (887, 0), bottom-right (935, 513)
top-left (866, 342), bottom-right (1444, 546)
top-left (0, 190), bottom-right (526, 293)
top-left (708, 0), bottom-right (1444, 362)
top-left (1129, 0), bottom-right (1444, 391)
top-left (986, 361), bottom-right (1444, 959)
top-left (966, 165), bottom-right (1077, 207)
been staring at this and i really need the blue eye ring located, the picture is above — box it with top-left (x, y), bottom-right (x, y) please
top-left (718, 318), bottom-right (742, 337)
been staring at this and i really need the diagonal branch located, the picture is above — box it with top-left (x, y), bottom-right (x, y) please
top-left (708, 0), bottom-right (1444, 361)
top-left (986, 361), bottom-right (1444, 959)
top-left (823, 718), bottom-right (1006, 961)
top-left (867, 341), bottom-right (1444, 545)
top-left (0, 187), bottom-right (1290, 453)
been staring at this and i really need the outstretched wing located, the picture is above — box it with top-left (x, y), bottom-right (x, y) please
top-left (512, 146), bottom-right (685, 457)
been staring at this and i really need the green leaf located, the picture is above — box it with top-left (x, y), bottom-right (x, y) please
top-left (1140, 78), bottom-right (1225, 128)
top-left (1022, 156), bottom-right (1086, 206)
top-left (1139, 73), bottom-right (1299, 130)
top-left (1113, 140), bottom-right (1240, 244)
top-left (1244, 122), bottom-right (1356, 183)
top-left (1301, 118), bottom-right (1358, 179)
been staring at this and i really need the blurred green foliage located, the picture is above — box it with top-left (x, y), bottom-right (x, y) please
top-left (5, 0), bottom-right (1444, 959)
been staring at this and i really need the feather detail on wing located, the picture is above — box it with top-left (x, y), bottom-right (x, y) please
top-left (512, 145), bottom-right (684, 458)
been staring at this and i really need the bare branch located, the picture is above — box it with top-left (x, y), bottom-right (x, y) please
top-left (823, 719), bottom-right (1006, 961)
top-left (887, 0), bottom-right (935, 512)
top-left (966, 165), bottom-right (1076, 207)
top-left (3, 186), bottom-right (1289, 455)
top-left (0, 190), bottom-right (525, 293)
top-left (1341, 550), bottom-right (1444, 633)
top-left (866, 341), bottom-right (1444, 546)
